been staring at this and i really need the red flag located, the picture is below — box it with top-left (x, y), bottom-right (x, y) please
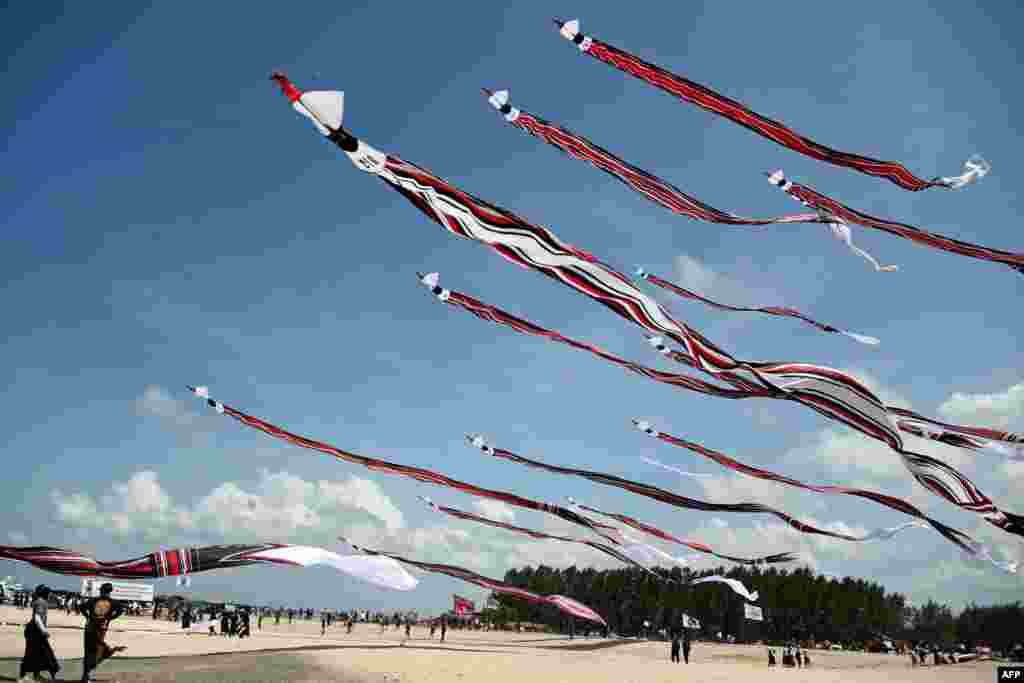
top-left (453, 594), bottom-right (475, 616)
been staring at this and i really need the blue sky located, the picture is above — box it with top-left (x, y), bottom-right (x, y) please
top-left (2, 1), bottom-right (1022, 614)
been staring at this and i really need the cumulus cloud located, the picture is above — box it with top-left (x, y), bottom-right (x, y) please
top-left (472, 499), bottom-right (516, 522)
top-left (938, 382), bottom-right (1024, 430)
top-left (52, 469), bottom-right (405, 544)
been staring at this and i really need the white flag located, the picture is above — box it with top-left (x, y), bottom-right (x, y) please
top-left (744, 603), bottom-right (764, 622)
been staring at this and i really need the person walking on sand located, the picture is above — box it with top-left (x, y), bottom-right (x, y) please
top-left (440, 617), bottom-right (447, 643)
top-left (682, 629), bottom-right (691, 664)
top-left (79, 583), bottom-right (126, 683)
top-left (19, 585), bottom-right (60, 682)
top-left (670, 626), bottom-right (681, 664)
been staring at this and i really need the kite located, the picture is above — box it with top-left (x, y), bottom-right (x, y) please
top-left (482, 89), bottom-right (822, 226)
top-left (418, 272), bottom-right (757, 400)
top-left (342, 539), bottom-right (607, 626)
top-left (419, 274), bottom-right (1023, 540)
top-left (568, 499), bottom-right (795, 566)
top-left (270, 74), bottom-right (1022, 535)
top-left (633, 267), bottom-right (879, 345)
top-left (0, 544), bottom-right (418, 590)
top-left (554, 19), bottom-right (989, 192)
top-left (466, 435), bottom-right (914, 544)
top-left (633, 420), bottom-right (1017, 572)
top-left (767, 170), bottom-right (1024, 276)
top-left (187, 386), bottom-right (617, 541)
top-left (418, 496), bottom-right (672, 578)
top-left (692, 576), bottom-right (759, 603)
top-left (641, 335), bottom-right (1024, 461)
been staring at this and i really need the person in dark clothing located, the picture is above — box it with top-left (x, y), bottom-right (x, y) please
top-left (682, 630), bottom-right (691, 664)
top-left (20, 585), bottom-right (60, 681)
top-left (405, 618), bottom-right (411, 639)
top-left (257, 610), bottom-right (263, 630)
top-left (239, 612), bottom-right (251, 639)
top-left (429, 622), bottom-right (436, 639)
top-left (79, 583), bottom-right (125, 683)
top-left (768, 648), bottom-right (777, 667)
top-left (440, 617), bottom-right (447, 642)
top-left (670, 630), bottom-right (681, 663)
top-left (321, 614), bottom-right (327, 636)
top-left (796, 649), bottom-right (803, 668)
top-left (220, 612), bottom-right (229, 637)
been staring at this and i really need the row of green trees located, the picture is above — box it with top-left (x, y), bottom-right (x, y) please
top-left (480, 564), bottom-right (1022, 651)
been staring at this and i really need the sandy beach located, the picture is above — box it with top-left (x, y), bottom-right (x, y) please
top-left (0, 606), bottom-right (1002, 682)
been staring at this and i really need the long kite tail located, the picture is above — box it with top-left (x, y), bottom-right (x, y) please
top-left (553, 19), bottom-right (989, 192)
top-left (481, 88), bottom-right (822, 226)
top-left (632, 420), bottom-right (1015, 572)
top-left (887, 407), bottom-right (1024, 460)
top-left (466, 435), bottom-right (901, 544)
top-left (633, 266), bottom-right (879, 345)
top-left (566, 498), bottom-right (795, 567)
top-left (417, 272), bottom-right (765, 400)
top-left (420, 496), bottom-right (674, 580)
top-left (186, 386), bottom-right (612, 538)
top-left (0, 544), bottom-right (419, 589)
top-left (273, 77), bottom-right (1021, 533)
top-left (343, 539), bottom-right (607, 626)
top-left (768, 170), bottom-right (1024, 275)
top-left (644, 338), bottom-right (1024, 540)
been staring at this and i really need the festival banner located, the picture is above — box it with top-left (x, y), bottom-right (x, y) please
top-left (744, 604), bottom-right (765, 622)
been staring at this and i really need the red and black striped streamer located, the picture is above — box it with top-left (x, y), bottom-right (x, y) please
top-left (555, 19), bottom-right (987, 192)
top-left (482, 89), bottom-right (822, 226)
top-left (632, 421), bottom-right (1000, 562)
top-left (344, 540), bottom-right (607, 626)
top-left (768, 170), bottom-right (1024, 276)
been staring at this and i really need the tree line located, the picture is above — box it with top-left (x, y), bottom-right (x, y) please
top-left (480, 564), bottom-right (1023, 652)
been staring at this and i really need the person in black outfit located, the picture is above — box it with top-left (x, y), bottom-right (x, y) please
top-left (670, 627), bottom-right (681, 663)
top-left (682, 629), bottom-right (691, 664)
top-left (20, 584), bottom-right (60, 681)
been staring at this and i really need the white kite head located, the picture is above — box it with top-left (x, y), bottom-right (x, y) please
top-left (466, 434), bottom-right (491, 453)
top-left (192, 386), bottom-right (211, 399)
top-left (559, 19), bottom-right (580, 40)
top-left (633, 266), bottom-right (648, 279)
top-left (487, 90), bottom-right (510, 110)
top-left (632, 419), bottom-right (655, 435)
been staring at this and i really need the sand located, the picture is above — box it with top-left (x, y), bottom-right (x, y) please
top-left (0, 606), bottom-right (1001, 682)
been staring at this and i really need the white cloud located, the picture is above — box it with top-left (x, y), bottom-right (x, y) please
top-left (7, 531), bottom-right (27, 545)
top-left (673, 254), bottom-right (751, 305)
top-left (135, 385), bottom-right (211, 443)
top-left (472, 499), bottom-right (516, 522)
top-left (52, 469), bottom-right (405, 543)
top-left (938, 382), bottom-right (1024, 430)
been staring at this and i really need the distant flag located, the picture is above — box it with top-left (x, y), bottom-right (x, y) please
top-left (453, 594), bottom-right (475, 616)
top-left (744, 604), bottom-right (765, 622)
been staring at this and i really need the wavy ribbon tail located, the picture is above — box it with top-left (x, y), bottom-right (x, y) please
top-left (829, 222), bottom-right (899, 272)
top-left (937, 155), bottom-right (992, 189)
